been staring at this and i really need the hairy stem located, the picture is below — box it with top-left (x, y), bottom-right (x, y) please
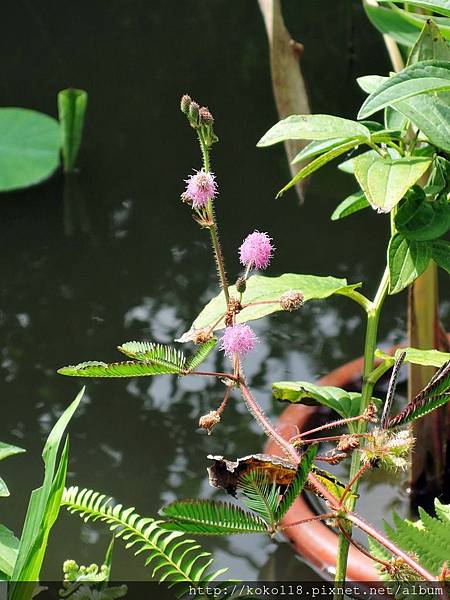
top-left (347, 512), bottom-right (437, 582)
top-left (281, 512), bottom-right (336, 532)
top-left (239, 382), bottom-right (340, 508)
top-left (197, 131), bottom-right (230, 303)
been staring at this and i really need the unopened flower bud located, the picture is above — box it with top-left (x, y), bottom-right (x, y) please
top-left (280, 290), bottom-right (304, 312)
top-left (336, 434), bottom-right (360, 453)
top-left (199, 410), bottom-right (221, 434)
top-left (180, 94), bottom-right (192, 114)
top-left (236, 276), bottom-right (247, 294)
top-left (199, 106), bottom-right (214, 126)
top-left (189, 102), bottom-right (200, 126)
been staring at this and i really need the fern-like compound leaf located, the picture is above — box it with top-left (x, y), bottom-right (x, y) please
top-left (387, 360), bottom-right (450, 428)
top-left (237, 470), bottom-right (280, 526)
top-left (62, 486), bottom-right (227, 590)
top-left (185, 339), bottom-right (218, 373)
top-left (275, 444), bottom-right (318, 521)
top-left (387, 363), bottom-right (450, 428)
top-left (58, 359), bottom-right (182, 378)
top-left (117, 341), bottom-right (186, 371)
top-left (159, 499), bottom-right (268, 535)
top-left (383, 502), bottom-right (450, 575)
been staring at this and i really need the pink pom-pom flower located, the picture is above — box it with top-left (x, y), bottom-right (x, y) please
top-left (184, 169), bottom-right (217, 208)
top-left (220, 323), bottom-right (258, 357)
top-left (239, 231), bottom-right (274, 270)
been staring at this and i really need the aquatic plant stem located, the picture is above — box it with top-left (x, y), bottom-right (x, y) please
top-left (198, 131), bottom-right (230, 304)
top-left (335, 266), bottom-right (389, 584)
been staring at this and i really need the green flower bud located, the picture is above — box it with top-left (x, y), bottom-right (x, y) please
top-left (189, 102), bottom-right (200, 126)
top-left (180, 94), bottom-right (191, 114)
top-left (236, 276), bottom-right (247, 294)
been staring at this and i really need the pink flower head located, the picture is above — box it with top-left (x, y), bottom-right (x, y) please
top-left (220, 323), bottom-right (258, 357)
top-left (184, 169), bottom-right (217, 208)
top-left (239, 231), bottom-right (274, 270)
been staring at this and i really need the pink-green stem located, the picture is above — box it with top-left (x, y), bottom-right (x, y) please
top-left (238, 382), bottom-right (340, 508)
top-left (347, 512), bottom-right (437, 582)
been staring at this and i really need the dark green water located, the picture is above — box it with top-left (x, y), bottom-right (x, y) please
top-left (1, 0), bottom-right (448, 582)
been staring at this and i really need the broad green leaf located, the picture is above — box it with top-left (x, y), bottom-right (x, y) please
top-left (364, 3), bottom-right (422, 47)
top-left (388, 233), bottom-right (432, 294)
top-left (0, 524), bottom-right (19, 578)
top-left (160, 500), bottom-right (268, 535)
top-left (291, 137), bottom-right (355, 164)
top-left (58, 360), bottom-right (183, 378)
top-left (0, 477), bottom-right (9, 497)
top-left (58, 88), bottom-right (88, 172)
top-left (257, 115), bottom-right (370, 147)
top-left (177, 274), bottom-right (361, 343)
top-left (358, 60), bottom-right (450, 119)
top-left (432, 238), bottom-right (450, 272)
top-left (11, 389), bottom-right (83, 588)
top-left (377, 0), bottom-right (450, 17)
top-left (377, 346), bottom-right (450, 368)
top-left (0, 108), bottom-right (60, 192)
top-left (357, 75), bottom-right (387, 95)
top-left (395, 187), bottom-right (450, 241)
top-left (0, 442), bottom-right (25, 462)
top-left (272, 380), bottom-right (380, 424)
top-left (359, 69), bottom-right (450, 151)
top-left (395, 92), bottom-right (450, 151)
top-left (409, 19), bottom-right (450, 64)
top-left (277, 139), bottom-right (363, 197)
top-left (353, 154), bottom-right (431, 213)
top-left (331, 190), bottom-right (370, 221)
top-left (275, 445), bottom-right (317, 521)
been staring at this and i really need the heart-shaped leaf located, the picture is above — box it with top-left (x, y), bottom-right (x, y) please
top-left (353, 154), bottom-right (431, 213)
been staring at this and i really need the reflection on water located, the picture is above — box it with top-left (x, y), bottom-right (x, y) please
top-left (1, 0), bottom-right (449, 581)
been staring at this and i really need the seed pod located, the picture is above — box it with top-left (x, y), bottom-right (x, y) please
top-left (193, 329), bottom-right (214, 344)
top-left (280, 290), bottom-right (305, 312)
top-left (199, 410), bottom-right (221, 435)
top-left (336, 434), bottom-right (360, 453)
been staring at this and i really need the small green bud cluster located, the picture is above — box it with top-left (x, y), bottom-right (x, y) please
top-left (180, 94), bottom-right (218, 145)
top-left (62, 559), bottom-right (109, 582)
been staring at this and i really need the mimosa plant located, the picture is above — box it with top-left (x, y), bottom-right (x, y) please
top-left (57, 6), bottom-right (450, 590)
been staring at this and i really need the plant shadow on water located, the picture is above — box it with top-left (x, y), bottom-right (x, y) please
top-left (1, 0), bottom-right (449, 581)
